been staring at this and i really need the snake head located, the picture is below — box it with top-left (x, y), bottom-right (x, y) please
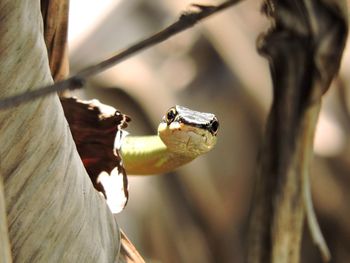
top-left (158, 105), bottom-right (219, 157)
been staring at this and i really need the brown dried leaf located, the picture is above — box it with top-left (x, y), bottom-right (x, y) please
top-left (40, 1), bottom-right (145, 260)
top-left (41, 0), bottom-right (69, 82)
top-left (61, 97), bottom-right (131, 212)
top-left (117, 230), bottom-right (146, 263)
top-left (247, 0), bottom-right (348, 262)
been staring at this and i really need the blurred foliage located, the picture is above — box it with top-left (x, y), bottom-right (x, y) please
top-left (69, 0), bottom-right (350, 262)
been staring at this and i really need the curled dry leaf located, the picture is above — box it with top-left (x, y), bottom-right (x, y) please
top-left (247, 0), bottom-right (348, 262)
top-left (61, 97), bottom-right (131, 213)
top-left (40, 0), bottom-right (146, 260)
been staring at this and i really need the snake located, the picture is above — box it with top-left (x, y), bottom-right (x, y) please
top-left (120, 105), bottom-right (219, 174)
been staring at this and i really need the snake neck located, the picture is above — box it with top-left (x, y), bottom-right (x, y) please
top-left (120, 135), bottom-right (196, 175)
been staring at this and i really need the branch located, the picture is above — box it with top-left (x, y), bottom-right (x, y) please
top-left (0, 0), bottom-right (240, 110)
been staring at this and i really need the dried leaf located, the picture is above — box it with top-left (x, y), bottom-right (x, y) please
top-left (247, 0), bottom-right (348, 262)
top-left (117, 230), bottom-right (146, 263)
top-left (41, 0), bottom-right (69, 82)
top-left (61, 97), bottom-right (131, 213)
top-left (40, 1), bottom-right (145, 260)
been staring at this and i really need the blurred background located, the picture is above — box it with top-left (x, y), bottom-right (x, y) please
top-left (68, 0), bottom-right (350, 262)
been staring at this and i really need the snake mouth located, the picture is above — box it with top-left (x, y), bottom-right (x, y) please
top-left (158, 121), bottom-right (217, 156)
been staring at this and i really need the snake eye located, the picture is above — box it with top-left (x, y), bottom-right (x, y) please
top-left (166, 108), bottom-right (177, 124)
top-left (209, 119), bottom-right (219, 135)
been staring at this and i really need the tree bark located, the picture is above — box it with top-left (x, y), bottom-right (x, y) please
top-left (0, 1), bottom-right (120, 262)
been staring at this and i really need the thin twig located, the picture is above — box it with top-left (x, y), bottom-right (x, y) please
top-left (303, 166), bottom-right (331, 262)
top-left (336, 77), bottom-right (350, 128)
top-left (0, 0), bottom-right (240, 110)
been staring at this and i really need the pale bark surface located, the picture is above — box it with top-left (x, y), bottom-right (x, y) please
top-left (0, 1), bottom-right (120, 262)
